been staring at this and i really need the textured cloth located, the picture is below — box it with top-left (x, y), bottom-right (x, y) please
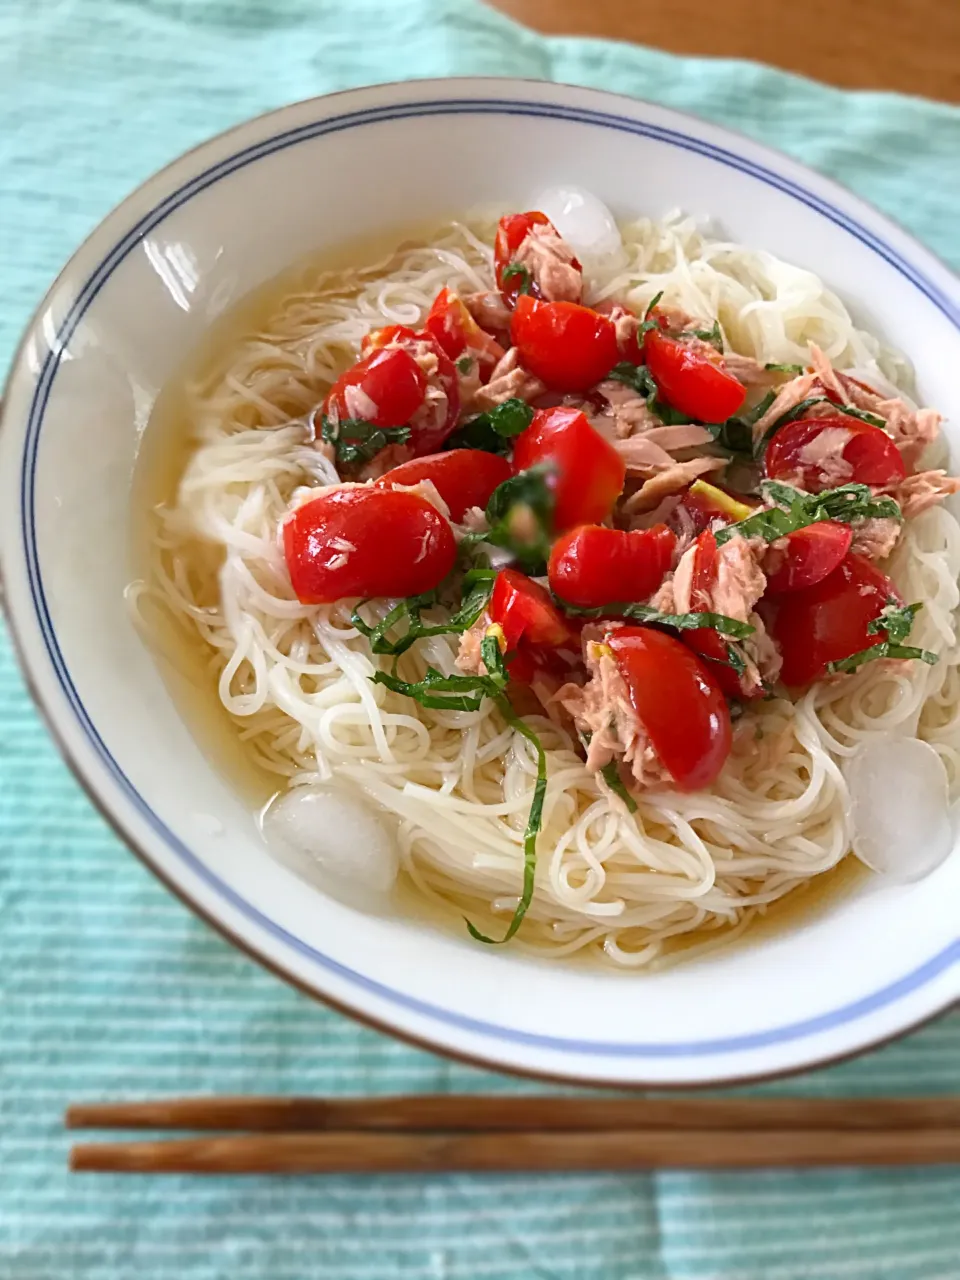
top-left (3, 2), bottom-right (960, 1278)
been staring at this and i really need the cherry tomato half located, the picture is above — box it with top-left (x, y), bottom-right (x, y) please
top-left (323, 347), bottom-right (426, 429)
top-left (359, 325), bottom-right (460, 455)
top-left (511, 295), bottom-right (619, 393)
top-left (283, 488), bottom-right (456, 604)
top-left (643, 329), bottom-right (747, 422)
top-left (548, 524), bottom-right (676, 609)
top-left (512, 406), bottom-right (626, 531)
top-left (606, 627), bottom-right (732, 791)
top-left (764, 521), bottom-right (853, 594)
top-left (490, 569), bottom-right (576, 651)
top-left (767, 553), bottom-right (901, 686)
top-left (764, 415), bottom-right (906, 492)
top-left (423, 286), bottom-right (505, 377)
top-left (374, 449), bottom-right (512, 522)
top-left (494, 211), bottom-right (582, 305)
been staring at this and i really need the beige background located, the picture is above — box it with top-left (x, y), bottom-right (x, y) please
top-left (488, 0), bottom-right (960, 103)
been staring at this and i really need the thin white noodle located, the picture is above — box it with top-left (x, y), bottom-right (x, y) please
top-left (141, 215), bottom-right (960, 967)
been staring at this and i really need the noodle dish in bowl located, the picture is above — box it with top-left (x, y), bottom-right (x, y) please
top-left (3, 79), bottom-right (960, 1084)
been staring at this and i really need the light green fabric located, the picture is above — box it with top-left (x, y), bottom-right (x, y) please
top-left (3, 3), bottom-right (960, 1277)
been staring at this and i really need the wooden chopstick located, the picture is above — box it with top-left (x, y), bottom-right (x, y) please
top-left (69, 1128), bottom-right (960, 1174)
top-left (64, 1094), bottom-right (960, 1134)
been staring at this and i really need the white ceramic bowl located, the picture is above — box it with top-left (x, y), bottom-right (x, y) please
top-left (3, 78), bottom-right (960, 1087)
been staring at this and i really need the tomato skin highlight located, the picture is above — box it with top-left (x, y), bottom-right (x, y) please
top-left (510, 295), bottom-right (619, 393)
top-left (283, 488), bottom-right (456, 604)
top-left (490, 569), bottom-right (576, 651)
top-left (423, 286), bottom-right (504, 376)
top-left (764, 521), bottom-right (853, 594)
top-left (512, 406), bottom-right (626, 531)
top-left (764, 415), bottom-right (906, 492)
top-left (606, 627), bottom-right (732, 791)
top-left (548, 524), bottom-right (676, 609)
top-left (643, 328), bottom-right (747, 422)
top-left (767, 553), bottom-right (901, 686)
top-left (374, 450), bottom-right (511, 521)
top-left (323, 347), bottom-right (426, 429)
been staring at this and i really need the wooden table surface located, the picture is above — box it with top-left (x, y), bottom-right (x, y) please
top-left (489, 0), bottom-right (960, 104)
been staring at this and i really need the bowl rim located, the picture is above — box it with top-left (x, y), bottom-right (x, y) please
top-left (3, 75), bottom-right (959, 1087)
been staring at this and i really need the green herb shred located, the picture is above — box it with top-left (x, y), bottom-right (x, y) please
top-left (706, 389), bottom-right (778, 458)
top-left (837, 404), bottom-right (888, 429)
top-left (827, 599), bottom-right (937, 674)
top-left (607, 361), bottom-right (693, 426)
top-left (319, 415), bottom-right (411, 467)
top-left (351, 567), bottom-right (496, 658)
top-left (599, 760), bottom-right (638, 813)
top-left (555, 596), bottom-right (755, 639)
top-left (868, 600), bottom-right (921, 644)
top-left (828, 641), bottom-right (937, 674)
top-left (764, 362), bottom-right (804, 374)
top-left (706, 415), bottom-right (754, 455)
top-left (501, 263), bottom-right (533, 295)
top-left (445, 397), bottom-right (534, 455)
top-left (372, 634), bottom-right (546, 944)
top-left (461, 466), bottom-right (555, 574)
top-left (714, 481), bottom-right (902, 547)
top-left (689, 319), bottom-right (723, 351)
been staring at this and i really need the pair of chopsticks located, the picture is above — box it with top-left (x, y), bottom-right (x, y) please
top-left (67, 1095), bottom-right (960, 1174)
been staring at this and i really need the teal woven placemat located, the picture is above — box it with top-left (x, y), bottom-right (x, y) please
top-left (3, 2), bottom-right (960, 1277)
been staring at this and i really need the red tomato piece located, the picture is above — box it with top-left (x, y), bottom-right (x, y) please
top-left (283, 488), bottom-right (456, 604)
top-left (424, 287), bottom-right (505, 377)
top-left (673, 480), bottom-right (755, 536)
top-left (512, 406), bottom-right (626, 531)
top-left (606, 627), bottom-right (732, 791)
top-left (643, 328), bottom-right (747, 422)
top-left (323, 346), bottom-right (426, 430)
top-left (689, 529), bottom-right (719, 608)
top-left (510, 295), bottom-right (619, 393)
top-left (374, 449), bottom-right (512, 521)
top-left (494, 211), bottom-right (581, 305)
top-left (548, 524), bottom-right (676, 609)
top-left (358, 326), bottom-right (460, 455)
top-left (361, 324), bottom-right (420, 354)
top-left (682, 627), bottom-right (764, 702)
top-left (764, 415), bottom-right (906, 492)
top-left (490, 569), bottom-right (576, 652)
top-left (767, 553), bottom-right (901, 686)
top-left (765, 521), bottom-right (853, 594)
